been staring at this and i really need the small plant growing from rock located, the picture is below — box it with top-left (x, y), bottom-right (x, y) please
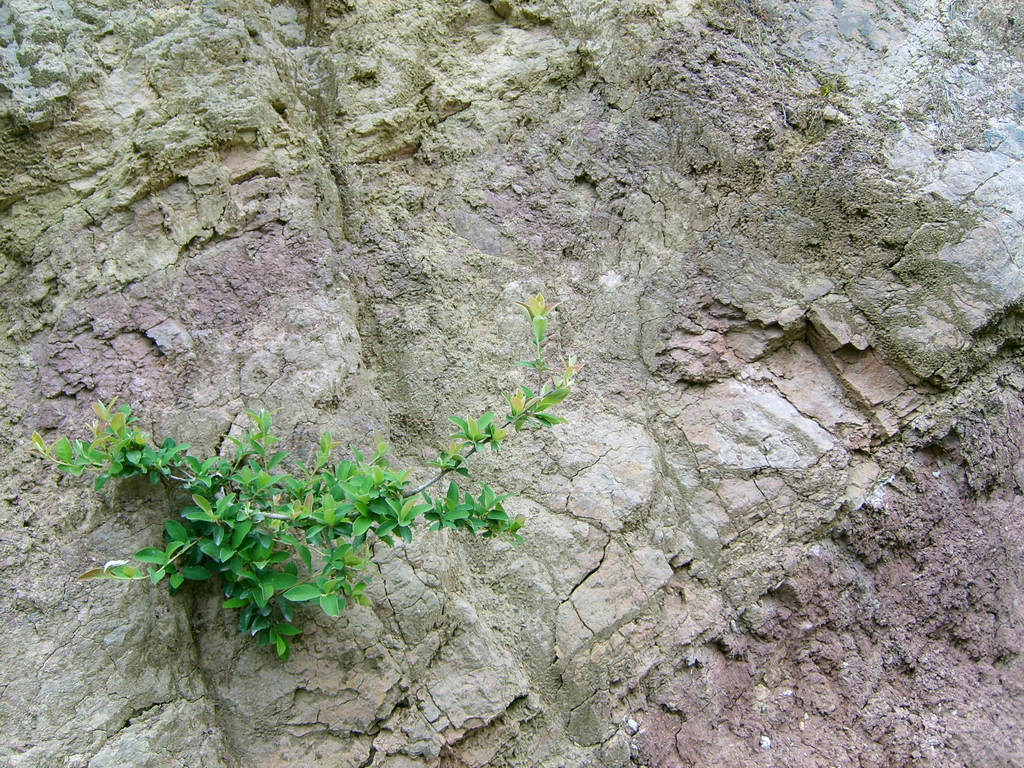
top-left (33, 295), bottom-right (578, 659)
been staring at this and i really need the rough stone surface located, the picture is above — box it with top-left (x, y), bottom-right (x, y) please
top-left (2, 0), bottom-right (1023, 766)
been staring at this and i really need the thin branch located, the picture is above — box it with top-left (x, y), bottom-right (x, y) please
top-left (259, 511), bottom-right (294, 521)
top-left (166, 539), bottom-right (197, 567)
top-left (403, 467), bottom-right (455, 498)
top-left (401, 410), bottom-right (525, 499)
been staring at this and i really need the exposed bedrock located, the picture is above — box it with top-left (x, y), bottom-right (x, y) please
top-left (2, 0), bottom-right (1022, 766)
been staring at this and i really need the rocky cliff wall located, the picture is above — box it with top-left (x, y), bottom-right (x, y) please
top-left (2, 1), bottom-right (1023, 766)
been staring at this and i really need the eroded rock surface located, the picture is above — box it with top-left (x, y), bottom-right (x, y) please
top-left (2, 0), bottom-right (1023, 766)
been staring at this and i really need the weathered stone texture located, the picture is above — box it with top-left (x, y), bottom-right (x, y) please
top-left (2, 0), bottom-right (1023, 766)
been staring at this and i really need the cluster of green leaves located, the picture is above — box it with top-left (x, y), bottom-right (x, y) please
top-left (33, 295), bottom-right (579, 660)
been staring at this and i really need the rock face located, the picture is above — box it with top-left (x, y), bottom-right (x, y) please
top-left (2, 0), bottom-right (1023, 765)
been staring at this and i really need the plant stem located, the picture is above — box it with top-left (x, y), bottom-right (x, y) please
top-left (403, 471), bottom-right (449, 498)
top-left (260, 511), bottom-right (294, 521)
top-left (401, 411), bottom-right (522, 499)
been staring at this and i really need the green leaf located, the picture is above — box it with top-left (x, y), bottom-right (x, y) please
top-left (223, 596), bottom-right (248, 608)
top-left (275, 623), bottom-right (302, 636)
top-left (321, 495), bottom-right (336, 526)
top-left (399, 498), bottom-right (427, 524)
top-left (298, 545), bottom-right (312, 572)
top-left (134, 547), bottom-right (168, 565)
top-left (352, 516), bottom-right (373, 537)
top-left (535, 386), bottom-right (570, 411)
top-left (283, 584), bottom-right (322, 602)
top-left (320, 594), bottom-right (341, 616)
top-left (199, 540), bottom-right (223, 561)
top-left (182, 565), bottom-right (211, 580)
top-left (533, 413), bottom-right (567, 426)
top-left (231, 520), bottom-right (252, 549)
top-left (107, 564), bottom-right (141, 580)
top-left (259, 581), bottom-right (275, 605)
top-left (166, 520), bottom-right (189, 542)
top-left (269, 572), bottom-right (298, 591)
top-left (149, 567), bottom-right (166, 584)
top-left (54, 436), bottom-right (73, 464)
top-left (169, 573), bottom-right (185, 589)
top-left (278, 599), bottom-right (294, 623)
top-left (192, 494), bottom-right (213, 515)
top-left (183, 507), bottom-right (215, 523)
top-left (532, 314), bottom-right (547, 343)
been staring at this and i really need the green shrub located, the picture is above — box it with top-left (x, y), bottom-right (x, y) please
top-left (33, 295), bottom-right (578, 659)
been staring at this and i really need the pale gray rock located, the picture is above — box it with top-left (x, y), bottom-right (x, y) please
top-left (563, 414), bottom-right (658, 531)
top-left (557, 543), bottom-right (672, 657)
top-left (421, 597), bottom-right (529, 730)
